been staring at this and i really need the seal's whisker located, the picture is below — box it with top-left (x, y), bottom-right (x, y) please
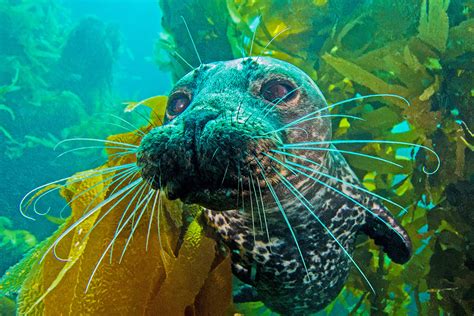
top-left (267, 114), bottom-right (364, 135)
top-left (102, 122), bottom-right (146, 137)
top-left (55, 138), bottom-right (139, 150)
top-left (119, 187), bottom-right (155, 263)
top-left (171, 50), bottom-right (194, 71)
top-left (254, 156), bottom-right (310, 277)
top-left (78, 171), bottom-right (145, 257)
top-left (110, 181), bottom-right (149, 261)
top-left (236, 164), bottom-right (242, 209)
top-left (274, 93), bottom-right (410, 134)
top-left (85, 181), bottom-right (150, 292)
top-left (282, 160), bottom-right (406, 241)
top-left (255, 170), bottom-right (272, 247)
top-left (271, 149), bottom-right (327, 170)
top-left (247, 172), bottom-right (257, 244)
top-left (279, 146), bottom-right (403, 169)
top-left (55, 167), bottom-right (138, 219)
top-left (133, 109), bottom-right (159, 129)
top-left (265, 157), bottom-right (376, 293)
top-left (57, 175), bottom-right (143, 263)
top-left (21, 163), bottom-right (137, 219)
top-left (55, 146), bottom-right (138, 159)
top-left (239, 166), bottom-right (245, 212)
top-left (220, 161), bottom-right (231, 186)
top-left (156, 187), bottom-right (164, 253)
top-left (284, 139), bottom-right (440, 175)
top-left (180, 15), bottom-right (202, 66)
top-left (248, 15), bottom-right (262, 57)
top-left (77, 168), bottom-right (142, 245)
top-left (285, 159), bottom-right (408, 215)
top-left (40, 178), bottom-right (142, 263)
top-left (328, 93), bottom-right (411, 111)
top-left (146, 189), bottom-right (161, 251)
top-left (250, 173), bottom-right (263, 231)
top-left (255, 27), bottom-right (291, 63)
top-left (107, 114), bottom-right (147, 136)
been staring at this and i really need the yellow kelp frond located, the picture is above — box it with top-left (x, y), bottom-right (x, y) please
top-left (0, 95), bottom-right (232, 315)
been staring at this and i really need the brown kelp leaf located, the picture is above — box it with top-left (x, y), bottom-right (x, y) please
top-left (322, 53), bottom-right (409, 107)
top-left (418, 0), bottom-right (450, 53)
top-left (149, 219), bottom-right (217, 315)
top-left (194, 255), bottom-right (233, 315)
top-left (445, 19), bottom-right (474, 60)
top-left (5, 95), bottom-right (232, 314)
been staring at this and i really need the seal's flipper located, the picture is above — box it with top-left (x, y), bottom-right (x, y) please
top-left (361, 200), bottom-right (412, 264)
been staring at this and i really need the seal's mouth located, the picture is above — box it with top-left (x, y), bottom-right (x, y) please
top-left (137, 123), bottom-right (282, 210)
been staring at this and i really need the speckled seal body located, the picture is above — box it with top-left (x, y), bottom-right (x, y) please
top-left (137, 57), bottom-right (412, 314)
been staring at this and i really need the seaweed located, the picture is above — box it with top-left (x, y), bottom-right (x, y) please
top-left (0, 97), bottom-right (232, 314)
top-left (0, 0), bottom-right (127, 248)
top-left (0, 216), bottom-right (37, 277)
top-left (158, 0), bottom-right (474, 314)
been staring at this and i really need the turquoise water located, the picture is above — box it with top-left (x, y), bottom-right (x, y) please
top-left (0, 0), bottom-right (473, 314)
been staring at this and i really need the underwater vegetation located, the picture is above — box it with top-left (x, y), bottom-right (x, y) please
top-left (0, 0), bottom-right (123, 240)
top-left (0, 100), bottom-right (232, 314)
top-left (157, 0), bottom-right (474, 314)
top-left (0, 217), bottom-right (36, 277)
top-left (0, 0), bottom-right (472, 315)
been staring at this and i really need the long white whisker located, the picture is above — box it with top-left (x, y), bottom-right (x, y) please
top-left (255, 27), bottom-right (290, 63)
top-left (254, 156), bottom-right (310, 277)
top-left (54, 138), bottom-right (138, 150)
top-left (40, 178), bottom-right (142, 263)
top-left (56, 146), bottom-right (138, 159)
top-left (266, 158), bottom-right (375, 293)
top-left (20, 163), bottom-right (137, 220)
top-left (108, 114), bottom-right (146, 136)
top-left (284, 139), bottom-right (440, 174)
top-left (146, 189), bottom-right (161, 251)
top-left (85, 182), bottom-right (151, 291)
top-left (274, 94), bottom-right (410, 133)
top-left (119, 187), bottom-right (155, 263)
top-left (277, 146), bottom-right (403, 169)
top-left (109, 182), bottom-right (149, 261)
top-left (282, 160), bottom-right (406, 241)
top-left (285, 160), bottom-right (408, 215)
top-left (181, 16), bottom-right (202, 66)
top-left (48, 167), bottom-right (138, 218)
top-left (248, 173), bottom-right (256, 243)
top-left (255, 171), bottom-right (271, 246)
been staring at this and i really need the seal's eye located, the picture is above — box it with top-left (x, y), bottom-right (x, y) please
top-left (167, 93), bottom-right (191, 118)
top-left (261, 80), bottom-right (296, 103)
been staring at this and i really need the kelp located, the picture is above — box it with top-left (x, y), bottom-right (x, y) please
top-left (158, 0), bottom-right (473, 314)
top-left (0, 0), bottom-right (126, 248)
top-left (0, 217), bottom-right (37, 277)
top-left (0, 97), bottom-right (232, 314)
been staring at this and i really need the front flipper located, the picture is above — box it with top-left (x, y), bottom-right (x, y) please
top-left (362, 199), bottom-right (412, 264)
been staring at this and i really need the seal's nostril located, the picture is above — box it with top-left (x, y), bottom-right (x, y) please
top-left (183, 110), bottom-right (219, 132)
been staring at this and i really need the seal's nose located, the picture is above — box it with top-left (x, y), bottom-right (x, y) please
top-left (183, 109), bottom-right (218, 135)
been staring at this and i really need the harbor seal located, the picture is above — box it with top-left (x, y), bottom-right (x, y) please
top-left (137, 57), bottom-right (412, 314)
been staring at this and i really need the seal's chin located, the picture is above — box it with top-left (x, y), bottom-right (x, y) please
top-left (176, 187), bottom-right (240, 211)
top-left (161, 170), bottom-right (251, 211)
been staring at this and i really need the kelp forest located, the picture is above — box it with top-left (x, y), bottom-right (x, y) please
top-left (0, 0), bottom-right (473, 315)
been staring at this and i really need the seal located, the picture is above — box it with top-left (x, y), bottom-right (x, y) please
top-left (137, 57), bottom-right (412, 314)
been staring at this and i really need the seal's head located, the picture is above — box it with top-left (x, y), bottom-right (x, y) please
top-left (137, 57), bottom-right (330, 210)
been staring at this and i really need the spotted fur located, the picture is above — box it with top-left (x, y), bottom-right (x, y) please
top-left (138, 57), bottom-right (412, 314)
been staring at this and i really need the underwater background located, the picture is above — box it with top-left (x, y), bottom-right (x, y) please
top-left (0, 0), bottom-right (473, 315)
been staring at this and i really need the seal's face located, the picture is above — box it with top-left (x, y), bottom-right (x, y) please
top-left (137, 57), bottom-right (331, 210)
